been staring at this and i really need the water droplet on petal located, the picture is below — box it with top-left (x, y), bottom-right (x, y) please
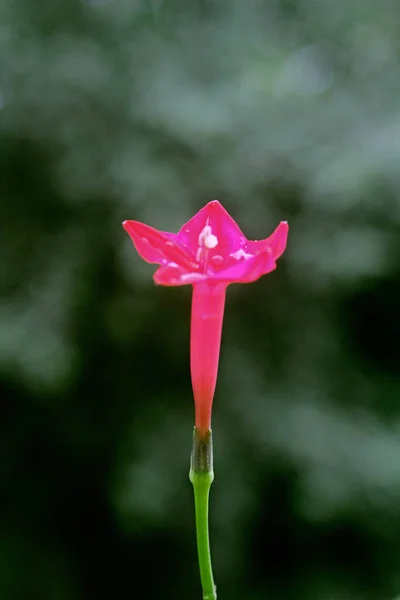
top-left (231, 248), bottom-right (253, 260)
top-left (211, 255), bottom-right (224, 265)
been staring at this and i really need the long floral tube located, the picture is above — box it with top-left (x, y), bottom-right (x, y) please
top-left (190, 283), bottom-right (226, 436)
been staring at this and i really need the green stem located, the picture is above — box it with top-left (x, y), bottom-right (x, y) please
top-left (189, 428), bottom-right (217, 600)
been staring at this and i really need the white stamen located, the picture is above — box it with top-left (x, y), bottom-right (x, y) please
top-left (198, 225), bottom-right (218, 249)
top-left (205, 234), bottom-right (218, 249)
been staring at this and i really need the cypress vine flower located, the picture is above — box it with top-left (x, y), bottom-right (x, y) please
top-left (123, 200), bottom-right (288, 435)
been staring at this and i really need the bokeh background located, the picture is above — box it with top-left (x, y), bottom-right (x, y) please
top-left (2, 0), bottom-right (400, 598)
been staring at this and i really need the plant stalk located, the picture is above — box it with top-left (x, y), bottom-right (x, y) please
top-left (189, 428), bottom-right (217, 600)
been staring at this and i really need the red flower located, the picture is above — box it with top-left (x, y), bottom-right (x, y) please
top-left (123, 201), bottom-right (288, 435)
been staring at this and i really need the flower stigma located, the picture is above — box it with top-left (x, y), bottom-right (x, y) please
top-left (196, 222), bottom-right (219, 270)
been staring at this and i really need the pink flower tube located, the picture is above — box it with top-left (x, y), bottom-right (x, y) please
top-left (123, 200), bottom-right (288, 436)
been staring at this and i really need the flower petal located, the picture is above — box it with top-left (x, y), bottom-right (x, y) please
top-left (177, 200), bottom-right (247, 259)
top-left (123, 220), bottom-right (198, 269)
top-left (209, 250), bottom-right (277, 284)
top-left (153, 264), bottom-right (207, 286)
top-left (246, 221), bottom-right (289, 260)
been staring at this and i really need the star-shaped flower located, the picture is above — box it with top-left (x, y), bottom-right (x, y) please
top-left (123, 200), bottom-right (288, 287)
top-left (123, 200), bottom-right (288, 435)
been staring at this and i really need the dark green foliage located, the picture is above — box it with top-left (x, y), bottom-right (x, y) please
top-left (1, 0), bottom-right (400, 598)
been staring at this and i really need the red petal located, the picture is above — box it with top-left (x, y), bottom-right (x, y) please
top-left (153, 264), bottom-right (207, 286)
top-left (177, 200), bottom-right (247, 259)
top-left (123, 220), bottom-right (197, 270)
top-left (209, 251), bottom-right (277, 284)
top-left (246, 221), bottom-right (289, 260)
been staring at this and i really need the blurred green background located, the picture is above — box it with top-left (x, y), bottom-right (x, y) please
top-left (2, 0), bottom-right (400, 598)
